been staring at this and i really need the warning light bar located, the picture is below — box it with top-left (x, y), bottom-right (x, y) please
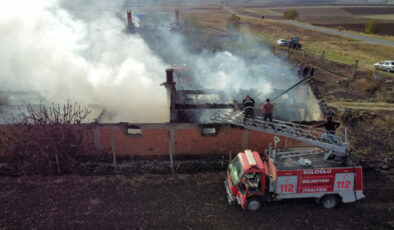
top-left (245, 149), bottom-right (257, 166)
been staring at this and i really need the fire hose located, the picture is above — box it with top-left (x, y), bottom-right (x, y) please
top-left (271, 75), bottom-right (312, 101)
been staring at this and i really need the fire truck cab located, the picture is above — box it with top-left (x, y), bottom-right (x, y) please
top-left (225, 147), bottom-right (364, 211)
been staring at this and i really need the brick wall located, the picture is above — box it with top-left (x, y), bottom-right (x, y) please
top-left (94, 123), bottom-right (311, 158)
top-left (98, 126), bottom-right (169, 156)
top-left (0, 123), bottom-right (312, 158)
top-left (173, 126), bottom-right (243, 155)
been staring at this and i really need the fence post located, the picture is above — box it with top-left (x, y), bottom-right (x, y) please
top-left (111, 130), bottom-right (117, 169)
top-left (168, 127), bottom-right (175, 174)
top-left (93, 127), bottom-right (102, 155)
top-left (321, 51), bottom-right (325, 65)
top-left (352, 60), bottom-right (359, 80)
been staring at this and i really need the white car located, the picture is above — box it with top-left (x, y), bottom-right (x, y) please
top-left (277, 39), bottom-right (289, 46)
top-left (374, 60), bottom-right (394, 73)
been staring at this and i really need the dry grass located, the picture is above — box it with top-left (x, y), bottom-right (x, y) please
top-left (226, 4), bottom-right (394, 57)
top-left (354, 76), bottom-right (380, 92)
top-left (183, 5), bottom-right (393, 70)
top-left (186, 7), bottom-right (231, 34)
top-left (340, 29), bottom-right (394, 42)
top-left (362, 14), bottom-right (394, 20)
top-left (236, 7), bottom-right (282, 17)
top-left (328, 101), bottom-right (394, 111)
top-left (241, 18), bottom-right (394, 69)
top-left (268, 6), bottom-right (354, 17)
top-left (246, 18), bottom-right (353, 42)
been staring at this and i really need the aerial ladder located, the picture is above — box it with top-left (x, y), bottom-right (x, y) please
top-left (210, 112), bottom-right (349, 161)
top-left (209, 69), bottom-right (350, 160)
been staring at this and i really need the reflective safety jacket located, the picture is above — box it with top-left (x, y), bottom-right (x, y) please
top-left (243, 97), bottom-right (255, 110)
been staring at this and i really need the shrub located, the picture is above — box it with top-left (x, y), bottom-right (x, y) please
top-left (283, 10), bottom-right (299, 20)
top-left (354, 78), bottom-right (380, 93)
top-left (365, 20), bottom-right (381, 34)
top-left (1, 102), bottom-right (95, 175)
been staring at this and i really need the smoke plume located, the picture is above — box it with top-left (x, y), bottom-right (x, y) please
top-left (0, 0), bottom-right (320, 123)
top-left (0, 0), bottom-right (170, 123)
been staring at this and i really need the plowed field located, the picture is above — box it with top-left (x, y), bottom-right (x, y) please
top-left (0, 170), bottom-right (393, 229)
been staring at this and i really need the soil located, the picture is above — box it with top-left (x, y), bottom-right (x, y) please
top-left (312, 23), bottom-right (394, 36)
top-left (235, 5), bottom-right (394, 34)
top-left (342, 7), bottom-right (394, 15)
top-left (269, 6), bottom-right (394, 16)
top-left (271, 7), bottom-right (355, 17)
top-left (1, 170), bottom-right (393, 229)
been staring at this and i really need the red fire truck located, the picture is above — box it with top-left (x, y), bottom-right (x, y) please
top-left (224, 148), bottom-right (364, 211)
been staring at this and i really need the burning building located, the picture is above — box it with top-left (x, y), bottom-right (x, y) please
top-left (0, 63), bottom-right (323, 161)
top-left (161, 65), bottom-right (322, 124)
top-left (0, 1), bottom-right (325, 163)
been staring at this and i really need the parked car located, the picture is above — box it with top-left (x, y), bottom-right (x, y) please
top-left (374, 60), bottom-right (394, 73)
top-left (277, 39), bottom-right (289, 46)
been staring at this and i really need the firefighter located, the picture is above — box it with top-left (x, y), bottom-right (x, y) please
top-left (262, 98), bottom-right (274, 122)
top-left (242, 94), bottom-right (255, 124)
top-left (313, 116), bottom-right (340, 142)
top-left (302, 63), bottom-right (310, 78)
top-left (310, 66), bottom-right (315, 77)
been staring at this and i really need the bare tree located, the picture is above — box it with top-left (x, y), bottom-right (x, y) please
top-left (1, 101), bottom-right (95, 175)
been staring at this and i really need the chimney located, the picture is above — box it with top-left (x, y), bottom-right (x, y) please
top-left (163, 69), bottom-right (176, 123)
top-left (175, 9), bottom-right (179, 25)
top-left (127, 11), bottom-right (132, 26)
top-left (166, 69), bottom-right (174, 83)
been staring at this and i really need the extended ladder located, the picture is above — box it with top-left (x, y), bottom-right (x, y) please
top-left (276, 149), bottom-right (325, 159)
top-left (210, 112), bottom-right (349, 157)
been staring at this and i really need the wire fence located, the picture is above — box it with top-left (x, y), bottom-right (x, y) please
top-left (273, 47), bottom-right (360, 79)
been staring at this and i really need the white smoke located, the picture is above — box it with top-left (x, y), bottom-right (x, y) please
top-left (148, 27), bottom-right (299, 103)
top-left (0, 0), bottom-right (170, 123)
top-left (0, 0), bottom-right (318, 124)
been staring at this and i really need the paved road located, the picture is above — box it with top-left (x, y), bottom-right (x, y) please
top-left (275, 20), bottom-right (394, 47)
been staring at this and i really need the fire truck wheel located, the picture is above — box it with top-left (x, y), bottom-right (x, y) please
top-left (247, 197), bottom-right (263, 211)
top-left (320, 195), bottom-right (338, 209)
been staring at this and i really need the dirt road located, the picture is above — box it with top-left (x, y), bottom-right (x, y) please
top-left (1, 170), bottom-right (393, 229)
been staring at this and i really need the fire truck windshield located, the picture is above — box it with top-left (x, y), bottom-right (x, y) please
top-left (229, 156), bottom-right (244, 185)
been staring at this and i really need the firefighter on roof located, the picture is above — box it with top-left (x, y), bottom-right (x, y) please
top-left (262, 98), bottom-right (274, 122)
top-left (242, 94), bottom-right (255, 124)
